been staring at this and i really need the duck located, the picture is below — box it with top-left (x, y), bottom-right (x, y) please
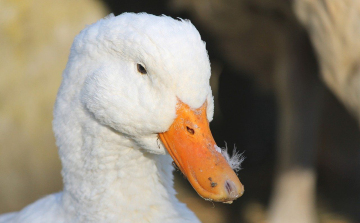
top-left (0, 13), bottom-right (244, 223)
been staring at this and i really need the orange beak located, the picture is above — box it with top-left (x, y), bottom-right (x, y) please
top-left (159, 99), bottom-right (244, 203)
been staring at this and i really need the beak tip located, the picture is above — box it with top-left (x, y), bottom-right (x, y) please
top-left (220, 179), bottom-right (244, 203)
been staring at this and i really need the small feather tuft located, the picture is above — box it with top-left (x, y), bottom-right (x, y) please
top-left (220, 142), bottom-right (244, 172)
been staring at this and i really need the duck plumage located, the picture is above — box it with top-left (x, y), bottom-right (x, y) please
top-left (0, 13), bottom-right (243, 223)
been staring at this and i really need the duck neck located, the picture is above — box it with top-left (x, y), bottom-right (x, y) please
top-left (57, 117), bottom-right (192, 222)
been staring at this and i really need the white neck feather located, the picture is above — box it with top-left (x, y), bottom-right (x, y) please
top-left (48, 13), bottom-right (210, 222)
top-left (55, 107), bottom-right (198, 222)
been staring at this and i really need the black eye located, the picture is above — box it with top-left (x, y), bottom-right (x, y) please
top-left (137, 64), bottom-right (147, 74)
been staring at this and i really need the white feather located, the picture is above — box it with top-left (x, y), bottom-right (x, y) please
top-left (220, 143), bottom-right (245, 172)
top-left (0, 12), bottom-right (215, 223)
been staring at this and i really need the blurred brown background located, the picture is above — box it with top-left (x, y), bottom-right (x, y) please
top-left (0, 0), bottom-right (359, 223)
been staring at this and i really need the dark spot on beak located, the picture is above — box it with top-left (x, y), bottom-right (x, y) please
top-left (208, 177), bottom-right (217, 187)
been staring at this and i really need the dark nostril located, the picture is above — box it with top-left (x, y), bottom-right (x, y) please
top-left (186, 126), bottom-right (195, 135)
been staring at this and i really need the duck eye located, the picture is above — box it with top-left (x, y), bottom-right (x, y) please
top-left (137, 64), bottom-right (147, 75)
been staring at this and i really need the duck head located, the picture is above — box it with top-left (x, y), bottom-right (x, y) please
top-left (59, 13), bottom-right (244, 203)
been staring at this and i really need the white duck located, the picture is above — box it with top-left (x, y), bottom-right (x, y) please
top-left (0, 13), bottom-right (244, 223)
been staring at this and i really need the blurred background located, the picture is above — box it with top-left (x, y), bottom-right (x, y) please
top-left (1, 0), bottom-right (360, 222)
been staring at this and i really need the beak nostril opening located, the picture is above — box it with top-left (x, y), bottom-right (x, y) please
top-left (186, 126), bottom-right (195, 135)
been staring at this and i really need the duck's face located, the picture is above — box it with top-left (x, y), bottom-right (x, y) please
top-left (78, 13), bottom-right (243, 203)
